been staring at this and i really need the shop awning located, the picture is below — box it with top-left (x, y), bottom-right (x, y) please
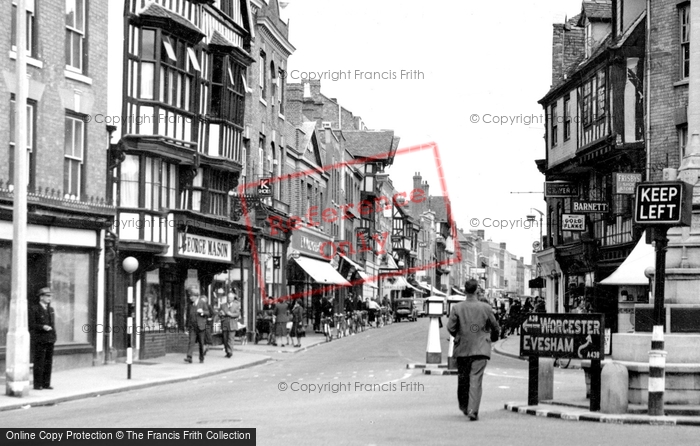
top-left (338, 253), bottom-right (364, 272)
top-left (415, 282), bottom-right (447, 296)
top-left (294, 256), bottom-right (352, 286)
top-left (451, 287), bottom-right (465, 296)
top-left (599, 231), bottom-right (654, 285)
top-left (383, 275), bottom-right (408, 290)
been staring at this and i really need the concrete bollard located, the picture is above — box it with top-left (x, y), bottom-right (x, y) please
top-left (601, 362), bottom-right (629, 414)
top-left (539, 358), bottom-right (554, 401)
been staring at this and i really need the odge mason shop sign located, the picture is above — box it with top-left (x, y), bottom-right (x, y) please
top-left (178, 233), bottom-right (232, 262)
top-left (520, 313), bottom-right (605, 360)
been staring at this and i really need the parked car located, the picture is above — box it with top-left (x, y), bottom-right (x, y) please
top-left (393, 298), bottom-right (418, 322)
top-left (413, 298), bottom-right (427, 317)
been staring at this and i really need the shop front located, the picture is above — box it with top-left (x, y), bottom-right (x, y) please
top-left (287, 227), bottom-right (351, 330)
top-left (0, 207), bottom-right (112, 372)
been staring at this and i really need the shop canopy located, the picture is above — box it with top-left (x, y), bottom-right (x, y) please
top-left (416, 282), bottom-right (447, 296)
top-left (599, 231), bottom-right (654, 286)
top-left (451, 287), bottom-right (465, 296)
top-left (294, 256), bottom-right (352, 286)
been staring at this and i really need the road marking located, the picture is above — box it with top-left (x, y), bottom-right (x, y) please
top-left (486, 372), bottom-right (528, 380)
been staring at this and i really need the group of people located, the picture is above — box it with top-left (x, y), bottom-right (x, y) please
top-left (257, 298), bottom-right (307, 347)
top-left (184, 286), bottom-right (241, 364)
top-left (493, 296), bottom-right (546, 337)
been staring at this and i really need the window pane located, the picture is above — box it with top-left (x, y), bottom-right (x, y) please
top-left (73, 120), bottom-right (84, 159)
top-left (120, 155), bottom-right (140, 207)
top-left (65, 119), bottom-right (74, 156)
top-left (66, 0), bottom-right (76, 27)
top-left (140, 62), bottom-right (154, 99)
top-left (51, 251), bottom-right (90, 344)
top-left (75, 0), bottom-right (84, 32)
top-left (142, 29), bottom-right (156, 60)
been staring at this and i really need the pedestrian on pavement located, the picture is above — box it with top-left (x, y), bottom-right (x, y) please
top-left (446, 279), bottom-right (500, 421)
top-left (30, 287), bottom-right (57, 390)
top-left (272, 298), bottom-right (290, 347)
top-left (534, 297), bottom-right (546, 313)
top-left (290, 299), bottom-right (306, 347)
top-left (203, 297), bottom-right (214, 355)
top-left (185, 286), bottom-right (209, 363)
top-left (507, 298), bottom-right (522, 336)
top-left (219, 292), bottom-right (241, 358)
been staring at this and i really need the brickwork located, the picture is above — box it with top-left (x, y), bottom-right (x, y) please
top-left (0, 0), bottom-right (109, 202)
top-left (140, 332), bottom-right (166, 359)
top-left (648, 0), bottom-right (689, 180)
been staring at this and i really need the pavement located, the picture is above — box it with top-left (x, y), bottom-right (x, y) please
top-left (0, 330), bottom-right (332, 413)
top-left (493, 335), bottom-right (700, 425)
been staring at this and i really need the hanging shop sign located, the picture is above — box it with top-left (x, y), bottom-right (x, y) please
top-left (544, 182), bottom-right (578, 197)
top-left (561, 214), bottom-right (585, 231)
top-left (177, 233), bottom-right (232, 262)
top-left (572, 201), bottom-right (609, 213)
top-left (614, 173), bottom-right (642, 195)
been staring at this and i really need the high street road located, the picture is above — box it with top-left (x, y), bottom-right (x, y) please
top-left (1, 319), bottom-right (695, 445)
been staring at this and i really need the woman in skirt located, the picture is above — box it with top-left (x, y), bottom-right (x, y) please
top-left (290, 300), bottom-right (306, 347)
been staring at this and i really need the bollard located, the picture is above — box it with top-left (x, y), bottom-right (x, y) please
top-left (648, 325), bottom-right (666, 416)
top-left (426, 316), bottom-right (442, 364)
top-left (601, 362), bottom-right (629, 414)
top-left (538, 358), bottom-right (554, 401)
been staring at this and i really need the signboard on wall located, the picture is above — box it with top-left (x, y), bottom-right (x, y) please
top-left (177, 233), bottom-right (232, 262)
top-left (634, 182), bottom-right (693, 226)
top-left (614, 173), bottom-right (642, 194)
top-left (561, 214), bottom-right (585, 231)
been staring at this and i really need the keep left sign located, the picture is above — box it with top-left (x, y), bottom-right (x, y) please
top-left (635, 181), bottom-right (692, 226)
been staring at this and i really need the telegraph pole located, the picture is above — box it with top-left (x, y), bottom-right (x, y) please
top-left (6, 0), bottom-right (30, 396)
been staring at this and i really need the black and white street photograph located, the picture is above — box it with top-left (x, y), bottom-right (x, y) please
top-left (1, 0), bottom-right (700, 444)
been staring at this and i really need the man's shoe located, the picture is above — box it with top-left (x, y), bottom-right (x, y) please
top-left (184, 357), bottom-right (192, 363)
top-left (43, 386), bottom-right (54, 390)
top-left (33, 386), bottom-right (43, 390)
top-left (199, 358), bottom-right (204, 363)
top-left (226, 353), bottom-right (232, 358)
top-left (467, 412), bottom-right (478, 421)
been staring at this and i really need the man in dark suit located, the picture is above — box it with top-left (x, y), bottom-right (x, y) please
top-left (447, 279), bottom-right (500, 421)
top-left (184, 286), bottom-right (209, 363)
top-left (30, 287), bottom-right (57, 390)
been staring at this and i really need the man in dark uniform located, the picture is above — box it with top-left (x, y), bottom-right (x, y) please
top-left (30, 287), bottom-right (57, 390)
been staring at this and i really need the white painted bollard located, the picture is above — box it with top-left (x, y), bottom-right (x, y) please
top-left (426, 316), bottom-right (442, 364)
top-left (648, 326), bottom-right (666, 416)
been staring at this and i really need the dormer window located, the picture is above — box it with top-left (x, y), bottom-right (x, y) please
top-left (585, 21), bottom-right (592, 58)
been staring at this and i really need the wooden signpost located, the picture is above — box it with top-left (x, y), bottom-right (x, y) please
top-left (520, 313), bottom-right (605, 411)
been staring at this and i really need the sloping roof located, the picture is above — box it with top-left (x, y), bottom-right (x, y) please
top-left (138, 3), bottom-right (203, 36)
top-left (581, 0), bottom-right (612, 22)
top-left (342, 130), bottom-right (398, 161)
top-left (428, 195), bottom-right (452, 223)
top-left (210, 30), bottom-right (235, 48)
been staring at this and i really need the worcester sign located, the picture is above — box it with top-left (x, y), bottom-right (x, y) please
top-left (178, 233), bottom-right (232, 262)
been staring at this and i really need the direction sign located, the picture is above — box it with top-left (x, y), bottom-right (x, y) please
top-left (257, 178), bottom-right (272, 197)
top-left (520, 313), bottom-right (605, 360)
top-left (634, 181), bottom-right (692, 226)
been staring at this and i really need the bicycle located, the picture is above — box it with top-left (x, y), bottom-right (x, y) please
top-left (553, 355), bottom-right (572, 368)
top-left (321, 316), bottom-right (333, 342)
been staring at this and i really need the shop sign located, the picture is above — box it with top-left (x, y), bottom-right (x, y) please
top-left (544, 182), bottom-right (578, 197)
top-left (291, 230), bottom-right (333, 258)
top-left (614, 173), bottom-right (642, 194)
top-left (561, 214), bottom-right (585, 231)
top-left (178, 233), bottom-right (231, 262)
top-left (572, 201), bottom-right (609, 213)
top-left (635, 182), bottom-right (693, 226)
top-left (257, 178), bottom-right (272, 197)
top-left (520, 313), bottom-right (605, 360)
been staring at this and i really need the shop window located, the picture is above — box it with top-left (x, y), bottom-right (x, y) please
top-left (50, 251), bottom-right (91, 344)
top-left (144, 269), bottom-right (161, 329)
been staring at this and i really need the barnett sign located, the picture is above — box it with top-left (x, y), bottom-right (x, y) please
top-left (520, 313), bottom-right (605, 360)
top-left (634, 182), bottom-right (692, 226)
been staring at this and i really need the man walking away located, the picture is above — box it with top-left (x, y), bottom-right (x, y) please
top-left (185, 286), bottom-right (209, 363)
top-left (447, 279), bottom-right (500, 421)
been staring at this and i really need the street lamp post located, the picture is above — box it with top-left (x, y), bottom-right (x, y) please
top-left (526, 208), bottom-right (544, 251)
top-left (122, 257), bottom-right (139, 379)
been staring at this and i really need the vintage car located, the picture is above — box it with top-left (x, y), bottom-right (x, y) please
top-left (393, 298), bottom-right (418, 322)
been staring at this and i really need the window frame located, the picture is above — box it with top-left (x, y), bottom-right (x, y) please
top-left (11, 0), bottom-right (36, 58)
top-left (680, 4), bottom-right (691, 80)
top-left (65, 0), bottom-right (87, 74)
top-left (9, 96), bottom-right (36, 189)
top-left (64, 113), bottom-right (87, 198)
top-left (563, 95), bottom-right (571, 141)
top-left (551, 102), bottom-right (558, 147)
